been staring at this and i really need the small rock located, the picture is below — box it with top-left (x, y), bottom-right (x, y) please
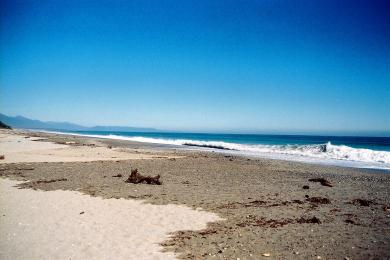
top-left (262, 253), bottom-right (271, 257)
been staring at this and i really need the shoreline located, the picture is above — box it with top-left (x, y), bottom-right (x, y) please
top-left (23, 129), bottom-right (390, 173)
top-left (1, 129), bottom-right (389, 259)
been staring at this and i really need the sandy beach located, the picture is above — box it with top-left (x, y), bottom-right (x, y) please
top-left (1, 129), bottom-right (389, 259)
top-left (3, 0), bottom-right (389, 259)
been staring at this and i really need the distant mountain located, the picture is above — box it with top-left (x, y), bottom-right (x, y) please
top-left (0, 114), bottom-right (157, 132)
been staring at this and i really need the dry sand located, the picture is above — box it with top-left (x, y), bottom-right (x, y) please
top-left (1, 129), bottom-right (389, 259)
top-left (0, 178), bottom-right (221, 260)
top-left (0, 130), bottom-right (221, 260)
top-left (0, 131), bottom-right (179, 163)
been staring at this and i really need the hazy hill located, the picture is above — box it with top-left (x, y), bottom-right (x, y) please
top-left (0, 114), bottom-right (157, 132)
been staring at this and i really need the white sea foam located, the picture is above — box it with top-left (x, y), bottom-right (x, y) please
top-left (35, 130), bottom-right (390, 170)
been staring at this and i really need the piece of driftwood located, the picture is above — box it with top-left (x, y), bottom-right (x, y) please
top-left (125, 169), bottom-right (161, 185)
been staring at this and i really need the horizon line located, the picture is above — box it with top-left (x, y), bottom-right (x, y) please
top-left (1, 113), bottom-right (389, 138)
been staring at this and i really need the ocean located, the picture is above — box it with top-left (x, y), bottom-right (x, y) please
top-left (43, 130), bottom-right (390, 171)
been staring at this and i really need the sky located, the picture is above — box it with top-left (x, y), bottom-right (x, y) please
top-left (1, 0), bottom-right (389, 135)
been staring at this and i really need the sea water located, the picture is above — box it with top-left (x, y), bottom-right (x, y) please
top-left (39, 130), bottom-right (390, 171)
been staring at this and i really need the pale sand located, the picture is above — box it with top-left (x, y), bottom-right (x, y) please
top-left (0, 179), bottom-right (221, 260)
top-left (0, 131), bottom-right (222, 259)
top-left (0, 132), bottom-right (177, 163)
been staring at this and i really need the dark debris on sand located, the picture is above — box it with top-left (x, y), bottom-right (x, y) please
top-left (36, 178), bottom-right (68, 184)
top-left (306, 197), bottom-right (331, 205)
top-left (125, 169), bottom-right (162, 185)
top-left (237, 216), bottom-right (321, 228)
top-left (345, 219), bottom-right (360, 225)
top-left (309, 177), bottom-right (333, 187)
top-left (351, 199), bottom-right (375, 207)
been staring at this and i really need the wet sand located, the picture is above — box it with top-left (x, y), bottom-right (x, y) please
top-left (1, 129), bottom-right (389, 259)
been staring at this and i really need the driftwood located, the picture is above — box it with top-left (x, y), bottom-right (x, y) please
top-left (125, 169), bottom-right (161, 185)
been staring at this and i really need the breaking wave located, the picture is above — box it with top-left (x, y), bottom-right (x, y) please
top-left (37, 131), bottom-right (390, 169)
top-left (146, 138), bottom-right (390, 165)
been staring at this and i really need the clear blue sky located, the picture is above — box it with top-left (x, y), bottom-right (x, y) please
top-left (1, 0), bottom-right (389, 135)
